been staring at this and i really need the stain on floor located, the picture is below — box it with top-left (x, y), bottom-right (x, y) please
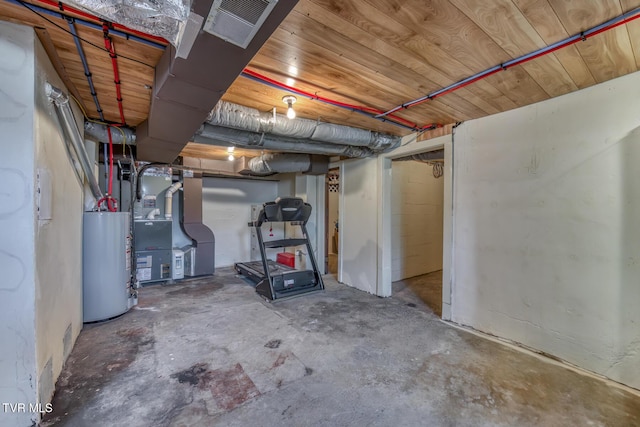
top-left (41, 268), bottom-right (640, 427)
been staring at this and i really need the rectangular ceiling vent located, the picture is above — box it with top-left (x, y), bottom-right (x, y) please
top-left (203, 0), bottom-right (278, 49)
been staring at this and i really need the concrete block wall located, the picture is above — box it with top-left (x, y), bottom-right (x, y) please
top-left (391, 161), bottom-right (444, 281)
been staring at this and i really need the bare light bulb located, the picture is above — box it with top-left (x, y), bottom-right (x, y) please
top-left (283, 95), bottom-right (297, 120)
top-left (287, 103), bottom-right (296, 119)
top-left (228, 154), bottom-right (234, 161)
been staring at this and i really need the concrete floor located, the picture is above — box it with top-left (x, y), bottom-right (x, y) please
top-left (42, 268), bottom-right (640, 427)
top-left (393, 270), bottom-right (443, 317)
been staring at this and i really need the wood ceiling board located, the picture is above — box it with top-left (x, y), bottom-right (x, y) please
top-left (222, 78), bottom-right (411, 135)
top-left (512, 0), bottom-right (597, 89)
top-left (621, 0), bottom-right (640, 68)
top-left (268, 25), bottom-right (478, 122)
top-left (296, 0), bottom-right (502, 116)
top-left (0, 0), bottom-right (161, 126)
top-left (233, 64), bottom-right (451, 132)
top-left (306, 0), bottom-right (517, 113)
top-left (549, 0), bottom-right (637, 83)
top-left (255, 37), bottom-right (457, 126)
top-left (449, 0), bottom-right (578, 97)
top-left (34, 26), bottom-right (88, 112)
top-left (361, 0), bottom-right (550, 107)
top-left (180, 143), bottom-right (268, 161)
top-left (483, 64), bottom-right (550, 105)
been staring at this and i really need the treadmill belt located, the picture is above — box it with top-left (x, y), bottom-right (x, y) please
top-left (238, 260), bottom-right (293, 277)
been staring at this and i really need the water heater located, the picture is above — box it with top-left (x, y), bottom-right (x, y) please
top-left (82, 211), bottom-right (134, 322)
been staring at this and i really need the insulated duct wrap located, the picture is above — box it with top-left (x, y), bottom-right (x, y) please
top-left (62, 0), bottom-right (191, 46)
top-left (208, 101), bottom-right (401, 152)
top-left (84, 122), bottom-right (136, 145)
top-left (247, 153), bottom-right (312, 176)
top-left (195, 125), bottom-right (375, 158)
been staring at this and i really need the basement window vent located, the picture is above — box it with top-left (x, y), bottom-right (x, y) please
top-left (203, 0), bottom-right (278, 49)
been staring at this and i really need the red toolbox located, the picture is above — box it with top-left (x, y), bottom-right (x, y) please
top-left (276, 252), bottom-right (295, 268)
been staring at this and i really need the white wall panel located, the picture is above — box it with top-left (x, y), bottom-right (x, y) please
top-left (452, 70), bottom-right (640, 390)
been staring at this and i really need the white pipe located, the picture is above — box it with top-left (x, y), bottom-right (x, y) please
top-left (164, 182), bottom-right (182, 219)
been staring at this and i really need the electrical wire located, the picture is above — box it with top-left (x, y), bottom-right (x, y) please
top-left (376, 6), bottom-right (640, 118)
top-left (30, 0), bottom-right (167, 46)
top-left (96, 127), bottom-right (118, 212)
top-left (102, 23), bottom-right (126, 125)
top-left (241, 68), bottom-right (441, 132)
top-left (431, 162), bottom-right (443, 178)
top-left (69, 93), bottom-right (128, 156)
top-left (14, 0), bottom-right (156, 68)
top-left (68, 18), bottom-right (104, 121)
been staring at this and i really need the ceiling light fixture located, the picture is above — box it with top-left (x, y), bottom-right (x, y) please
top-left (228, 154), bottom-right (235, 161)
top-left (283, 95), bottom-right (297, 119)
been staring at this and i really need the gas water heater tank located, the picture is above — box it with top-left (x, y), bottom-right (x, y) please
top-left (82, 211), bottom-right (132, 322)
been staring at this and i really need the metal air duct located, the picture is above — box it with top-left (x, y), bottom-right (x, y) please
top-left (242, 153), bottom-right (328, 176)
top-left (207, 100), bottom-right (401, 151)
top-left (135, 0), bottom-right (299, 163)
top-left (194, 124), bottom-right (376, 158)
top-left (84, 122), bottom-right (136, 145)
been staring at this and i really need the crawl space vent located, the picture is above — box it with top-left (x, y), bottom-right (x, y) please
top-left (203, 0), bottom-right (278, 49)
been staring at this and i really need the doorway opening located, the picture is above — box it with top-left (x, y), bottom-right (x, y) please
top-left (325, 168), bottom-right (340, 276)
top-left (390, 150), bottom-right (445, 316)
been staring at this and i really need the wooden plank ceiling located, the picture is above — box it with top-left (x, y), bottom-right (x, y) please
top-left (223, 0), bottom-right (640, 138)
top-left (0, 0), bottom-right (163, 126)
top-left (2, 0), bottom-right (640, 158)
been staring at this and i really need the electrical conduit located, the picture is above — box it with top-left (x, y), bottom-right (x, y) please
top-left (102, 23), bottom-right (126, 125)
top-left (240, 69), bottom-right (439, 133)
top-left (67, 18), bottom-right (104, 121)
top-left (376, 6), bottom-right (640, 118)
top-left (46, 83), bottom-right (104, 204)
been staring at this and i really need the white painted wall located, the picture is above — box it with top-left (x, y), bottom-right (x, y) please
top-left (202, 177), bottom-right (293, 267)
top-left (451, 70), bottom-right (640, 390)
top-left (339, 158), bottom-right (380, 295)
top-left (293, 174), bottom-right (325, 273)
top-left (391, 161), bottom-right (444, 281)
top-left (0, 22), bottom-right (38, 427)
top-left (0, 22), bottom-right (84, 425)
top-left (33, 35), bottom-right (84, 407)
top-left (382, 134), bottom-right (452, 315)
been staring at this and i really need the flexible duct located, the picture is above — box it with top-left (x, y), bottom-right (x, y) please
top-left (46, 83), bottom-right (104, 203)
top-left (84, 121), bottom-right (136, 145)
top-left (164, 182), bottom-right (182, 219)
top-left (207, 101), bottom-right (401, 152)
top-left (195, 124), bottom-right (375, 158)
top-left (246, 153), bottom-right (312, 176)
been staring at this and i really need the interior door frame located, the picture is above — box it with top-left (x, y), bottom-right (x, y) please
top-left (381, 133), bottom-right (454, 320)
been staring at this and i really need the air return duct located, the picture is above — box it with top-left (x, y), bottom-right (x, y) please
top-left (203, 0), bottom-right (279, 49)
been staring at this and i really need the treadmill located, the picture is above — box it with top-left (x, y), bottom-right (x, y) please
top-left (235, 197), bottom-right (324, 301)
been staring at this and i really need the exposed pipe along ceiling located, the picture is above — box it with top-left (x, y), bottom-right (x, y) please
top-left (31, 0), bottom-right (640, 308)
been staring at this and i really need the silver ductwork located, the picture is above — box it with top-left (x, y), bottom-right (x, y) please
top-left (194, 124), bottom-right (377, 158)
top-left (204, 100), bottom-right (401, 154)
top-left (243, 153), bottom-right (313, 176)
top-left (84, 122), bottom-right (136, 145)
